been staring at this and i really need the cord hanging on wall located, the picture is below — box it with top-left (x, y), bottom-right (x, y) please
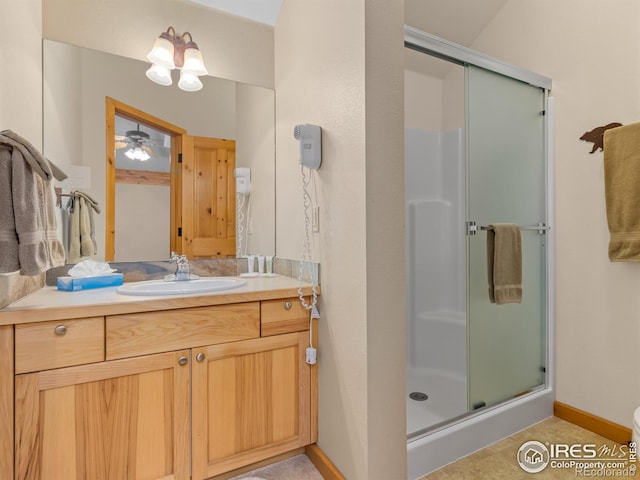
top-left (580, 122), bottom-right (623, 153)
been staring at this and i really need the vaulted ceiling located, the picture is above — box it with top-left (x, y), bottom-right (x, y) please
top-left (405, 0), bottom-right (508, 47)
top-left (405, 0), bottom-right (509, 78)
top-left (190, 0), bottom-right (507, 43)
top-left (189, 0), bottom-right (509, 78)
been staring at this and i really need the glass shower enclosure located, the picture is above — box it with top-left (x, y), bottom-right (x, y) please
top-left (405, 27), bottom-right (552, 443)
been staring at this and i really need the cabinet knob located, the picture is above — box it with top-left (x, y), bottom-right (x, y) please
top-left (54, 325), bottom-right (67, 336)
top-left (196, 352), bottom-right (206, 362)
top-left (284, 301), bottom-right (292, 310)
top-left (178, 356), bottom-right (188, 366)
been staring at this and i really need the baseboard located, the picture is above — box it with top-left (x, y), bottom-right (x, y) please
top-left (554, 401), bottom-right (633, 445)
top-left (305, 444), bottom-right (345, 480)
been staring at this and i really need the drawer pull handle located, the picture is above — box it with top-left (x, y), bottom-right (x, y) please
top-left (284, 301), bottom-right (292, 310)
top-left (54, 325), bottom-right (67, 336)
top-left (178, 356), bottom-right (188, 366)
top-left (196, 352), bottom-right (206, 362)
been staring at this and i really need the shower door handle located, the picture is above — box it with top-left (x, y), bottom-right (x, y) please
top-left (466, 221), bottom-right (478, 236)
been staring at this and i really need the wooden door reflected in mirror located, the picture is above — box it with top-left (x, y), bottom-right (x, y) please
top-left (182, 136), bottom-right (236, 259)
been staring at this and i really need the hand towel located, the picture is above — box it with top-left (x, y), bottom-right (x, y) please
top-left (78, 197), bottom-right (95, 257)
top-left (67, 196), bottom-right (81, 264)
top-left (0, 145), bottom-right (66, 275)
top-left (603, 122), bottom-right (640, 261)
top-left (74, 191), bottom-right (100, 255)
top-left (0, 145), bottom-right (19, 273)
top-left (486, 224), bottom-right (522, 305)
top-left (0, 131), bottom-right (68, 275)
top-left (66, 191), bottom-right (100, 262)
top-left (44, 181), bottom-right (66, 270)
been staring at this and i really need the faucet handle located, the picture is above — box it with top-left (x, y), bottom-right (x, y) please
top-left (170, 252), bottom-right (187, 264)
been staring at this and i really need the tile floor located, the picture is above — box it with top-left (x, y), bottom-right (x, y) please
top-left (420, 417), bottom-right (635, 479)
top-left (225, 417), bottom-right (635, 479)
top-left (228, 454), bottom-right (323, 480)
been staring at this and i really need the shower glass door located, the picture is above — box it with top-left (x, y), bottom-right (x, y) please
top-left (466, 65), bottom-right (547, 410)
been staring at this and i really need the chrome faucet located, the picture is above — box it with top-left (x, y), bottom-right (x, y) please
top-left (169, 252), bottom-right (193, 281)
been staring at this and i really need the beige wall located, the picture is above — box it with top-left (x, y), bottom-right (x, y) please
top-left (43, 0), bottom-right (274, 89)
top-left (405, 65), bottom-right (465, 134)
top-left (441, 65), bottom-right (465, 132)
top-left (363, 1), bottom-right (406, 477)
top-left (236, 83), bottom-right (276, 256)
top-left (115, 183), bottom-right (170, 261)
top-left (471, 0), bottom-right (640, 428)
top-left (405, 69), bottom-right (443, 132)
top-left (275, 0), bottom-right (406, 478)
top-left (0, 0), bottom-right (45, 308)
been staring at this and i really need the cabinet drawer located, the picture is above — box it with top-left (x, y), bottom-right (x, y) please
top-left (15, 317), bottom-right (104, 374)
top-left (106, 303), bottom-right (260, 360)
top-left (261, 297), bottom-right (310, 336)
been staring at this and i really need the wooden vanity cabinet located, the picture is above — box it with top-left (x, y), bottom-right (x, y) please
top-left (10, 295), bottom-right (316, 480)
top-left (15, 349), bottom-right (191, 480)
top-left (192, 331), bottom-right (310, 479)
top-left (15, 317), bottom-right (104, 373)
top-left (0, 325), bottom-right (14, 480)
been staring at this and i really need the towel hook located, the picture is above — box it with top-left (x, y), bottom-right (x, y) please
top-left (54, 187), bottom-right (75, 208)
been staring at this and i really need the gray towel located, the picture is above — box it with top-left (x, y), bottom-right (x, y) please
top-left (486, 224), bottom-right (522, 305)
top-left (0, 146), bottom-right (19, 273)
top-left (0, 143), bottom-right (66, 275)
top-left (0, 130), bottom-right (67, 182)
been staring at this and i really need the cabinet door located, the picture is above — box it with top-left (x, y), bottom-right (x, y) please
top-left (15, 350), bottom-right (191, 480)
top-left (192, 332), bottom-right (311, 479)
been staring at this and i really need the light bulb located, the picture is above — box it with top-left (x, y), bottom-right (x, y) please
top-left (124, 147), bottom-right (150, 161)
top-left (182, 45), bottom-right (208, 76)
top-left (145, 64), bottom-right (172, 86)
top-left (146, 34), bottom-right (175, 69)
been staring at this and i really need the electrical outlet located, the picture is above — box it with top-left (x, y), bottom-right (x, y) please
top-left (312, 206), bottom-right (320, 232)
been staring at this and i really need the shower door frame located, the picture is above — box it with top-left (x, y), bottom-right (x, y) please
top-left (405, 25), bottom-right (555, 475)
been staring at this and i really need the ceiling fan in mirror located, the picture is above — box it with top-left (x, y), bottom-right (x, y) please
top-left (115, 125), bottom-right (160, 161)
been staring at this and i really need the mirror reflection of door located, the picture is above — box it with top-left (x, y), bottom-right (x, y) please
top-left (182, 136), bottom-right (236, 258)
top-left (114, 116), bottom-right (171, 261)
top-left (106, 97), bottom-right (237, 261)
top-left (106, 98), bottom-right (185, 261)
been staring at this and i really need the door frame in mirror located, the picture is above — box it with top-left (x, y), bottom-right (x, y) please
top-left (105, 97), bottom-right (187, 261)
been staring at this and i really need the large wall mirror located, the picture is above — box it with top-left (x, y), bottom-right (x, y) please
top-left (43, 39), bottom-right (275, 262)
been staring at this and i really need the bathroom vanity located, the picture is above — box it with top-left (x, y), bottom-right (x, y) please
top-left (0, 276), bottom-right (318, 480)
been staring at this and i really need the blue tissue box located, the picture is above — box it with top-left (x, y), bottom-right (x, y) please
top-left (57, 273), bottom-right (124, 291)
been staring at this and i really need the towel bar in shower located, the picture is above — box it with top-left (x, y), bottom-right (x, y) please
top-left (466, 221), bottom-right (550, 235)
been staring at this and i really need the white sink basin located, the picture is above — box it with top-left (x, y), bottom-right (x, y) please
top-left (116, 277), bottom-right (246, 296)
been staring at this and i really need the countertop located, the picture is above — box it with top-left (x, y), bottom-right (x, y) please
top-left (0, 275), bottom-right (319, 325)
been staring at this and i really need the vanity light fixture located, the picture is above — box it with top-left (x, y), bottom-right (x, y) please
top-left (146, 26), bottom-right (208, 92)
